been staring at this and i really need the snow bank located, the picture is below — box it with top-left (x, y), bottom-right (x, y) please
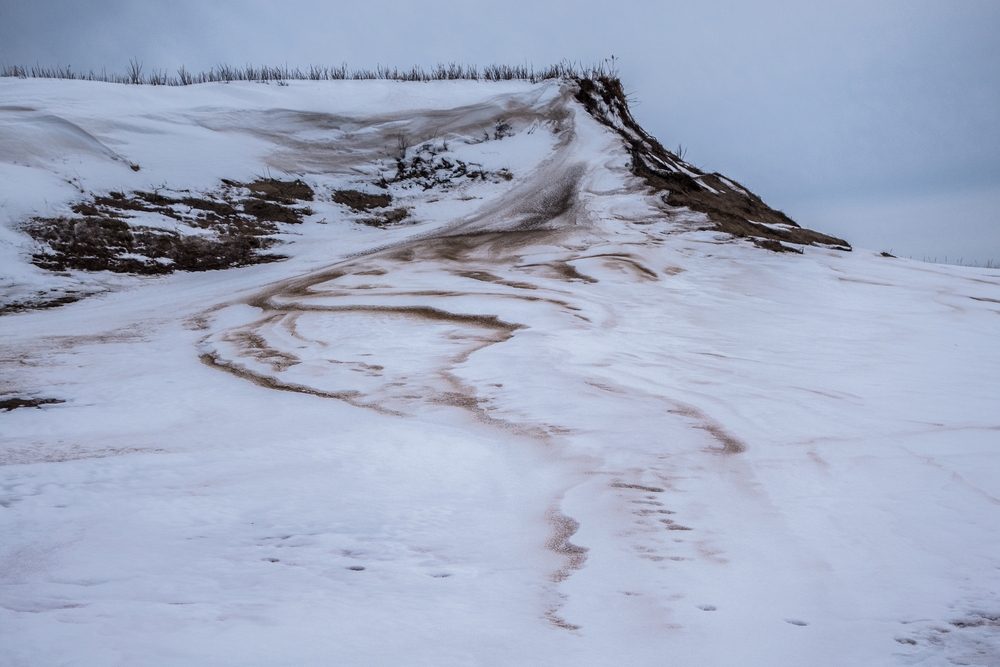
top-left (2, 78), bottom-right (999, 666)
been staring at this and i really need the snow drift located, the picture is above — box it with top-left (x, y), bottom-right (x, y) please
top-left (1, 75), bottom-right (999, 667)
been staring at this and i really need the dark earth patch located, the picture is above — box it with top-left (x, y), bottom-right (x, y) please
top-left (242, 178), bottom-right (314, 203)
top-left (361, 208), bottom-right (410, 228)
top-left (333, 190), bottom-right (392, 211)
top-left (22, 178), bottom-right (315, 275)
top-left (0, 294), bottom-right (82, 315)
top-left (0, 397), bottom-right (65, 411)
top-left (331, 190), bottom-right (410, 227)
top-left (242, 198), bottom-right (303, 224)
top-left (180, 197), bottom-right (237, 217)
top-left (753, 238), bottom-right (804, 254)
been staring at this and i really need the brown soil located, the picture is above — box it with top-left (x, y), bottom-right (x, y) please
top-left (243, 178), bottom-right (314, 203)
top-left (665, 523), bottom-right (693, 531)
top-left (544, 611), bottom-right (582, 632)
top-left (546, 511), bottom-right (589, 583)
top-left (243, 198), bottom-right (306, 224)
top-left (22, 178), bottom-right (314, 275)
top-left (611, 482), bottom-right (665, 493)
top-left (199, 353), bottom-right (363, 403)
top-left (455, 270), bottom-right (538, 290)
top-left (333, 190), bottom-right (392, 211)
top-left (527, 261), bottom-right (598, 284)
top-left (26, 216), bottom-right (284, 274)
top-left (585, 253), bottom-right (660, 279)
top-left (389, 229), bottom-right (561, 265)
top-left (330, 191), bottom-right (411, 227)
top-left (0, 397), bottom-right (65, 411)
top-left (361, 208), bottom-right (410, 228)
top-left (753, 238), bottom-right (803, 254)
top-left (181, 197), bottom-right (237, 217)
top-left (699, 423), bottom-right (748, 455)
top-left (668, 403), bottom-right (748, 454)
top-left (0, 294), bottom-right (82, 315)
top-left (224, 327), bottom-right (301, 372)
top-left (574, 76), bottom-right (851, 251)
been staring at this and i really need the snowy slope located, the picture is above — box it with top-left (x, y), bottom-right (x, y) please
top-left (1, 77), bottom-right (999, 667)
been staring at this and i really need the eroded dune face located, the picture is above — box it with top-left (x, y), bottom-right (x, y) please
top-left (187, 79), bottom-right (732, 418)
top-left (1, 77), bottom-right (999, 666)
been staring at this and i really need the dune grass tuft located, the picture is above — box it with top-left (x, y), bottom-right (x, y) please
top-left (1, 58), bottom-right (620, 87)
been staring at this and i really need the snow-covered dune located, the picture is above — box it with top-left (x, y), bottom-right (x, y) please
top-left (2, 77), bottom-right (999, 666)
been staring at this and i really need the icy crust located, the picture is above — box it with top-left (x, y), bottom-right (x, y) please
top-left (1, 78), bottom-right (999, 666)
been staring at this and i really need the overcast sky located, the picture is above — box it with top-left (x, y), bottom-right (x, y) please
top-left (2, 0), bottom-right (998, 263)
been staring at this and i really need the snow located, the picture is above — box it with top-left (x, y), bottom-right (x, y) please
top-left (1, 78), bottom-right (999, 666)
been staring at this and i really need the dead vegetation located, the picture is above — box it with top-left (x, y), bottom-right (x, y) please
top-left (331, 190), bottom-right (410, 228)
top-left (361, 208), bottom-right (410, 228)
top-left (574, 76), bottom-right (851, 251)
top-left (240, 178), bottom-right (314, 202)
top-left (332, 137), bottom-right (517, 229)
top-left (333, 190), bottom-right (392, 211)
top-left (390, 141), bottom-right (513, 191)
top-left (1, 60), bottom-right (597, 86)
top-left (23, 178), bottom-right (314, 274)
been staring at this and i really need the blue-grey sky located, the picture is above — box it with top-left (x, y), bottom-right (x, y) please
top-left (2, 0), bottom-right (998, 262)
